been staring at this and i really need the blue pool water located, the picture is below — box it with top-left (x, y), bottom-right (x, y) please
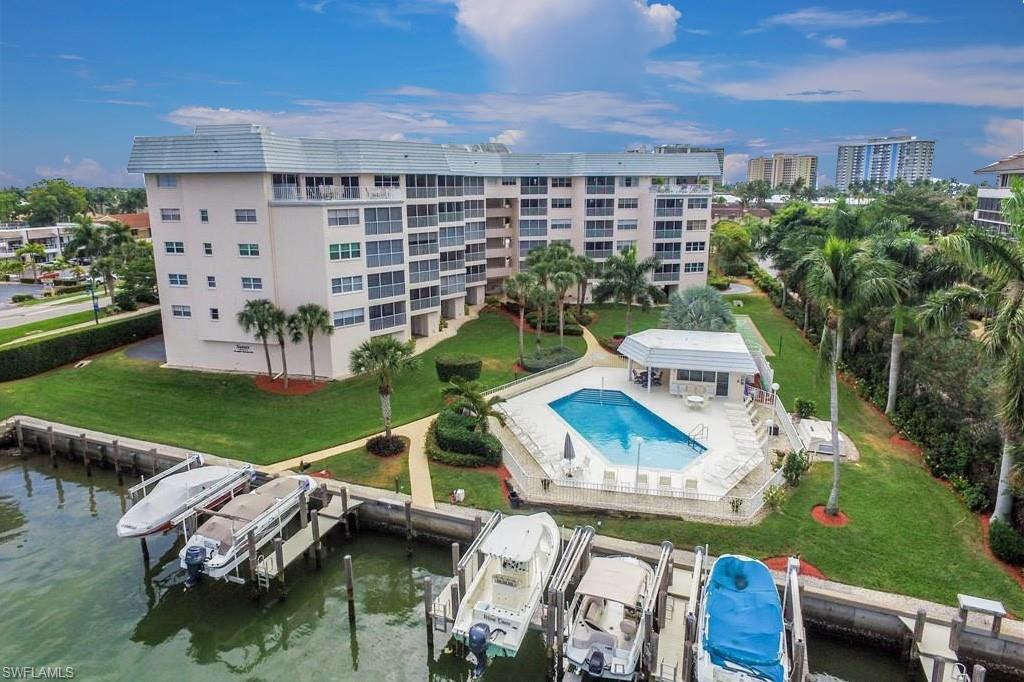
top-left (548, 389), bottom-right (706, 470)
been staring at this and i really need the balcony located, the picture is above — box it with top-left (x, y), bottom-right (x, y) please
top-left (369, 312), bottom-right (407, 332)
top-left (272, 185), bottom-right (402, 202)
top-left (653, 271), bottom-right (679, 282)
top-left (411, 295), bottom-right (440, 312)
top-left (649, 183), bottom-right (713, 196)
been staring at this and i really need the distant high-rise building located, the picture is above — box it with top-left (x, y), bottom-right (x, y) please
top-left (835, 136), bottom-right (934, 190)
top-left (974, 150), bottom-right (1024, 238)
top-left (746, 153), bottom-right (818, 190)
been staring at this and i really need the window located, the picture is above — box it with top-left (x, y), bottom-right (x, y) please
top-left (439, 225), bottom-right (465, 248)
top-left (585, 176), bottom-right (615, 194)
top-left (367, 270), bottom-right (406, 300)
top-left (365, 239), bottom-right (403, 267)
top-left (235, 209), bottom-right (257, 223)
top-left (331, 275), bottom-right (363, 295)
top-left (585, 198), bottom-right (614, 216)
top-left (333, 307), bottom-right (365, 328)
top-left (520, 177), bottom-right (548, 194)
top-left (439, 249), bottom-right (465, 271)
top-left (617, 240), bottom-right (636, 253)
top-left (501, 177), bottom-right (517, 186)
top-left (551, 219), bottom-right (572, 230)
top-left (160, 208), bottom-right (181, 222)
top-left (654, 264), bottom-right (680, 281)
top-left (408, 232), bottom-right (438, 257)
top-left (440, 273), bottom-right (466, 296)
top-left (617, 219), bottom-right (638, 231)
top-left (409, 258), bottom-right (439, 284)
top-left (407, 203), bottom-right (438, 228)
top-left (619, 176), bottom-right (639, 187)
top-left (686, 219), bottom-right (708, 232)
top-left (438, 201), bottom-right (464, 223)
top-left (617, 198), bottom-right (638, 209)
top-left (241, 277), bottom-right (263, 290)
top-left (374, 175), bottom-right (400, 188)
top-left (464, 221), bottom-right (485, 241)
top-left (687, 198), bottom-right (709, 209)
top-left (656, 198), bottom-right (684, 216)
top-left (521, 198), bottom-right (547, 216)
top-left (654, 220), bottom-right (682, 239)
top-left (410, 285), bottom-right (440, 311)
top-left (551, 198), bottom-right (572, 209)
top-left (654, 243), bottom-right (681, 260)
top-left (210, 307), bottom-right (220, 321)
top-left (168, 273), bottom-right (188, 287)
top-left (466, 263), bottom-right (486, 283)
top-left (328, 208), bottom-right (359, 226)
top-left (405, 174), bottom-right (437, 198)
top-left (465, 242), bottom-right (486, 262)
top-left (369, 301), bottom-right (406, 331)
top-left (206, 275), bottom-right (216, 288)
top-left (156, 174), bottom-right (177, 188)
top-left (551, 176), bottom-right (573, 188)
top-left (364, 207), bottom-right (403, 235)
top-left (519, 219), bottom-right (548, 237)
top-left (684, 262), bottom-right (705, 273)
top-left (238, 243), bottom-right (260, 257)
top-left (164, 241), bottom-right (185, 254)
top-left (685, 241), bottom-right (706, 252)
top-left (519, 239), bottom-right (546, 258)
top-left (584, 241), bottom-right (613, 259)
top-left (171, 304), bottom-right (191, 319)
top-left (584, 220), bottom-right (613, 238)
top-left (202, 242), bottom-right (213, 256)
top-left (273, 173), bottom-right (297, 187)
top-left (464, 199), bottom-right (485, 219)
top-left (199, 209), bottom-right (209, 223)
top-left (437, 175), bottom-right (464, 197)
top-left (463, 177), bottom-right (484, 196)
top-left (329, 242), bottom-right (361, 261)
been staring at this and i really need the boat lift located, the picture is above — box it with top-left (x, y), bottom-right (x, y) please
top-left (126, 453), bottom-right (203, 505)
top-left (167, 465), bottom-right (255, 534)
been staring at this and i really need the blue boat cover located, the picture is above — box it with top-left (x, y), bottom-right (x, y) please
top-left (704, 555), bottom-right (785, 682)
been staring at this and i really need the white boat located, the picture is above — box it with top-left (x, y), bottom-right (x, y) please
top-left (562, 556), bottom-right (654, 680)
top-left (116, 464), bottom-right (253, 538)
top-left (696, 554), bottom-right (789, 682)
top-left (179, 474), bottom-right (318, 586)
top-left (454, 513), bottom-right (560, 673)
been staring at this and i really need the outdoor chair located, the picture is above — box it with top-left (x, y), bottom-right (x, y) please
top-left (602, 469), bottom-right (617, 488)
top-left (636, 471), bottom-right (649, 489)
top-left (657, 474), bottom-right (673, 489)
top-left (683, 478), bottom-right (699, 495)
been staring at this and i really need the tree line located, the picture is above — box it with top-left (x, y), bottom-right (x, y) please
top-left (1, 179), bottom-right (146, 225)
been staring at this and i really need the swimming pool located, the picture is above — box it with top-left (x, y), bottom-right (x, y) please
top-left (548, 389), bottom-right (706, 470)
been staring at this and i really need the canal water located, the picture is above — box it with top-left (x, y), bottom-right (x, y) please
top-left (0, 456), bottom-right (920, 681)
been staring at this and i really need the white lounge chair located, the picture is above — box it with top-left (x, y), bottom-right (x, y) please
top-left (657, 474), bottom-right (673, 489)
top-left (636, 471), bottom-right (649, 489)
top-left (602, 470), bottom-right (617, 488)
top-left (683, 478), bottom-right (698, 495)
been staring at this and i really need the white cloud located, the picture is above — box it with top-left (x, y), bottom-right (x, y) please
top-left (746, 138), bottom-right (769, 149)
top-left (452, 0), bottom-right (680, 89)
top-left (710, 46), bottom-right (1024, 108)
top-left (56, 53), bottom-right (85, 61)
top-left (760, 7), bottom-right (927, 30)
top-left (298, 0), bottom-right (331, 12)
top-left (682, 28), bottom-right (710, 36)
top-left (723, 153), bottom-right (749, 184)
top-left (975, 117), bottom-right (1024, 159)
top-left (387, 85), bottom-right (443, 97)
top-left (35, 156), bottom-right (132, 186)
top-left (95, 79), bottom-right (138, 92)
top-left (490, 129), bottom-right (525, 146)
top-left (819, 35), bottom-right (847, 49)
top-left (645, 60), bottom-right (703, 82)
top-left (85, 99), bottom-right (153, 107)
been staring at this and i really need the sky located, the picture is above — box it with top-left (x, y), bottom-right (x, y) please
top-left (0, 0), bottom-right (1021, 188)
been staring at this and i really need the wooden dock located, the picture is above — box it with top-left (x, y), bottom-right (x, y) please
top-left (256, 494), bottom-right (362, 580)
top-left (652, 567), bottom-right (695, 681)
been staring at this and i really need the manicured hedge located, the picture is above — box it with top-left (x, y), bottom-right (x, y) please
top-left (989, 519), bottom-right (1024, 565)
top-left (11, 294), bottom-right (35, 303)
top-left (367, 434), bottom-right (406, 457)
top-left (19, 277), bottom-right (38, 284)
top-left (0, 311), bottom-right (162, 381)
top-left (525, 312), bottom-right (583, 335)
top-left (521, 345), bottom-right (579, 372)
top-left (55, 284), bottom-right (88, 295)
top-left (427, 409), bottom-right (501, 466)
top-left (435, 353), bottom-right (482, 382)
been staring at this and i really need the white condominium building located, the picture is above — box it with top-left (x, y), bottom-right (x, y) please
top-left (835, 136), bottom-right (935, 190)
top-left (974, 150), bottom-right (1024, 237)
top-left (128, 124), bottom-right (720, 379)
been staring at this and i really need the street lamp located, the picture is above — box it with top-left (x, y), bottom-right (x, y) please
top-left (89, 276), bottom-right (100, 324)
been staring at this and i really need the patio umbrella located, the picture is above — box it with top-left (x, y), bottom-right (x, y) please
top-left (563, 433), bottom-right (576, 462)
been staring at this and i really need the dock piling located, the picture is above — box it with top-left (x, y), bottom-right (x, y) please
top-left (149, 448), bottom-right (158, 476)
top-left (682, 612), bottom-right (696, 682)
top-left (404, 500), bottom-right (413, 555)
top-left (913, 608), bottom-right (927, 646)
top-left (949, 616), bottom-right (964, 652)
top-left (423, 576), bottom-right (434, 652)
top-left (344, 554), bottom-right (356, 623)
top-left (247, 530), bottom-right (258, 586)
top-left (792, 639), bottom-right (805, 682)
top-left (930, 657), bottom-right (945, 682)
top-left (274, 537), bottom-right (286, 594)
top-left (341, 487), bottom-right (351, 538)
top-left (15, 420), bottom-right (24, 456)
top-left (310, 509), bottom-right (322, 568)
top-left (972, 664), bottom-right (987, 681)
top-left (140, 537), bottom-right (150, 563)
top-left (46, 426), bottom-right (56, 469)
top-left (112, 440), bottom-right (123, 486)
top-left (80, 433), bottom-right (91, 477)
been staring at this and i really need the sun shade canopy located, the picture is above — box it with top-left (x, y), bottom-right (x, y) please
top-left (618, 329), bottom-right (758, 374)
top-left (576, 557), bottom-right (651, 606)
top-left (480, 514), bottom-right (549, 563)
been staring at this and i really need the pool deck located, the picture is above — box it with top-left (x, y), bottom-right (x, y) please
top-left (503, 366), bottom-right (778, 499)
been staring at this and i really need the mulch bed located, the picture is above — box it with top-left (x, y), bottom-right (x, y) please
top-left (254, 375), bottom-right (329, 396)
top-left (979, 515), bottom-right (1024, 591)
top-left (811, 504), bottom-right (851, 527)
top-left (762, 556), bottom-right (827, 580)
top-left (889, 434), bottom-right (923, 456)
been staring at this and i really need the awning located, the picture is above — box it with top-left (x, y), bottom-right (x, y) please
top-left (618, 328), bottom-right (758, 374)
top-left (480, 514), bottom-right (550, 563)
top-left (576, 557), bottom-right (651, 606)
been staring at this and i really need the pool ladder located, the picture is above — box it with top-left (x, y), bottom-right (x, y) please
top-left (688, 423), bottom-right (708, 443)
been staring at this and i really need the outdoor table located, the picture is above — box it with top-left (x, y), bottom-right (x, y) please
top-left (686, 395), bottom-right (705, 409)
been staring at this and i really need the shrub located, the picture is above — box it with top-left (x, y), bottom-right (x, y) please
top-left (0, 312), bottom-right (162, 381)
top-left (11, 293), bottom-right (35, 303)
top-left (521, 346), bottom-right (579, 372)
top-left (781, 450), bottom-right (812, 486)
top-left (435, 353), bottom-right (482, 382)
top-left (54, 284), bottom-right (88, 295)
top-left (729, 498), bottom-right (744, 514)
top-left (763, 485), bottom-right (786, 511)
top-left (19, 277), bottom-right (39, 284)
top-left (427, 411), bottom-right (502, 466)
top-left (989, 519), bottom-right (1024, 565)
top-left (484, 295), bottom-right (501, 308)
top-left (366, 435), bottom-right (406, 457)
top-left (135, 290), bottom-right (159, 304)
top-left (53, 278), bottom-right (81, 287)
top-left (707, 273), bottom-right (732, 291)
top-left (949, 475), bottom-right (990, 512)
top-left (524, 311), bottom-right (583, 335)
top-left (794, 398), bottom-right (817, 419)
top-left (113, 291), bottom-right (138, 311)
top-left (568, 308), bottom-right (594, 326)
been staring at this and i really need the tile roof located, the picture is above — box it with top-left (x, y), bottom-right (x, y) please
top-left (975, 151), bottom-right (1024, 175)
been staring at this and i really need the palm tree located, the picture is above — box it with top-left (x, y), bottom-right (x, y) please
top-left (269, 304), bottom-right (290, 389)
top-left (441, 377), bottom-right (506, 434)
top-left (796, 236), bottom-right (900, 515)
top-left (550, 270), bottom-right (577, 347)
top-left (573, 254), bottom-right (598, 316)
top-left (288, 303), bottom-right (334, 382)
top-left (236, 299), bottom-right (278, 379)
top-left (662, 285), bottom-right (735, 331)
top-left (100, 221), bottom-right (133, 257)
top-left (63, 215), bottom-right (105, 261)
top-left (91, 255), bottom-right (118, 298)
top-left (14, 243), bottom-right (46, 279)
top-left (503, 271), bottom-right (538, 364)
top-left (349, 336), bottom-right (420, 440)
top-left (529, 285), bottom-right (555, 351)
top-left (592, 247), bottom-right (664, 336)
top-left (920, 178), bottom-right (1024, 523)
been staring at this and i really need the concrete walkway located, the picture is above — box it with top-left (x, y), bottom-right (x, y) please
top-left (0, 305), bottom-right (156, 347)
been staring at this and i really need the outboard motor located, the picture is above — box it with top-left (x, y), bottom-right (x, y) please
top-left (586, 649), bottom-right (606, 677)
top-left (183, 545), bottom-right (206, 589)
top-left (467, 622), bottom-right (491, 678)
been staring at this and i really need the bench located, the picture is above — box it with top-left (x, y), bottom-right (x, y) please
top-left (957, 593), bottom-right (1007, 635)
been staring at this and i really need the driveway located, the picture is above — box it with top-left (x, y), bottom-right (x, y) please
top-left (0, 282), bottom-right (44, 310)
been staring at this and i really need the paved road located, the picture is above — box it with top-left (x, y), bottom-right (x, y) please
top-left (0, 282), bottom-right (44, 310)
top-left (0, 295), bottom-right (111, 329)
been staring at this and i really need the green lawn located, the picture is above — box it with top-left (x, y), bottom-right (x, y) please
top-left (16, 292), bottom-right (92, 307)
top-left (0, 310), bottom-right (100, 346)
top-left (585, 303), bottom-right (665, 340)
top-left (0, 311), bottom-right (585, 465)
